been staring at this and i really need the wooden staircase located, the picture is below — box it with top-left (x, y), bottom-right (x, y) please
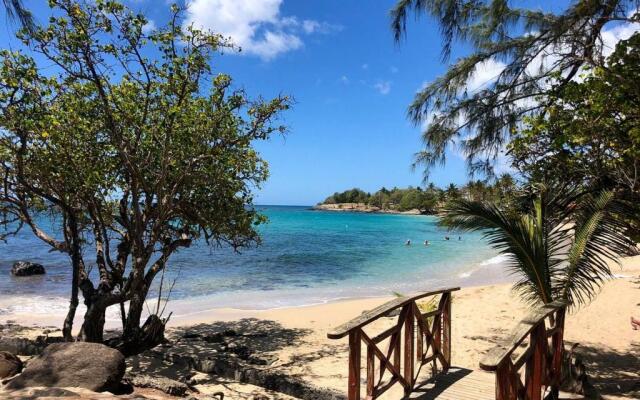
top-left (327, 288), bottom-right (567, 400)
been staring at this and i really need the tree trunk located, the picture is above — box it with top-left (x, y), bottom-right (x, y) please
top-left (107, 314), bottom-right (167, 356)
top-left (124, 290), bottom-right (145, 339)
top-left (79, 301), bottom-right (106, 343)
top-left (62, 212), bottom-right (82, 341)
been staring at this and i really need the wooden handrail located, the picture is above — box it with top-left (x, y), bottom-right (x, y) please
top-left (479, 300), bottom-right (566, 371)
top-left (479, 300), bottom-right (567, 400)
top-left (327, 287), bottom-right (460, 339)
top-left (328, 288), bottom-right (459, 400)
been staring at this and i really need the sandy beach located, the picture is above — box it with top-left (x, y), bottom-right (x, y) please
top-left (155, 256), bottom-right (640, 399)
top-left (1, 256), bottom-right (638, 399)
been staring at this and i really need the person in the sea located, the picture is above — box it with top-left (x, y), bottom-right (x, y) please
top-left (632, 317), bottom-right (640, 330)
top-left (444, 236), bottom-right (450, 240)
top-left (406, 239), bottom-right (411, 246)
top-left (458, 236), bottom-right (462, 240)
top-left (424, 240), bottom-right (429, 246)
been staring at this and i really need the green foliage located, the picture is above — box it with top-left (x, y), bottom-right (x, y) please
top-left (391, 0), bottom-right (640, 177)
top-left (439, 184), bottom-right (634, 308)
top-left (320, 176), bottom-right (519, 212)
top-left (0, 0), bottom-right (290, 340)
top-left (511, 33), bottom-right (640, 240)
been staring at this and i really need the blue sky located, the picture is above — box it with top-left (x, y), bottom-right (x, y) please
top-left (1, 1), bottom-right (637, 205)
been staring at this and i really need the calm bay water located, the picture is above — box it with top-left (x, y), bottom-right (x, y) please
top-left (0, 206), bottom-right (507, 315)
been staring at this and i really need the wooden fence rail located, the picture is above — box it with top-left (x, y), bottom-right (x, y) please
top-left (327, 287), bottom-right (460, 400)
top-left (329, 290), bottom-right (567, 400)
top-left (479, 301), bottom-right (567, 400)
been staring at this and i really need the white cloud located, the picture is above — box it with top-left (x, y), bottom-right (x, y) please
top-left (601, 20), bottom-right (640, 57)
top-left (464, 58), bottom-right (506, 94)
top-left (142, 20), bottom-right (156, 34)
top-left (374, 80), bottom-right (391, 95)
top-left (184, 0), bottom-right (336, 60)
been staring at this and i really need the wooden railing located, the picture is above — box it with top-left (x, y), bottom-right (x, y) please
top-left (327, 287), bottom-right (460, 400)
top-left (479, 301), bottom-right (567, 400)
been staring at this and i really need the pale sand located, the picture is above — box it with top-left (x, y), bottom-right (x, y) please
top-left (1, 256), bottom-right (638, 399)
top-left (167, 255), bottom-right (640, 399)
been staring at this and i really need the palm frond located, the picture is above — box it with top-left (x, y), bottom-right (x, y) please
top-left (439, 198), bottom-right (553, 304)
top-left (441, 184), bottom-right (634, 309)
top-left (557, 191), bottom-right (635, 307)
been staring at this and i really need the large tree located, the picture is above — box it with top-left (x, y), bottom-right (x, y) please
top-left (0, 0), bottom-right (290, 350)
top-left (511, 33), bottom-right (640, 239)
top-left (391, 0), bottom-right (640, 177)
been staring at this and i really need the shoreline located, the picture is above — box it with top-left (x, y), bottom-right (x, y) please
top-left (0, 252), bottom-right (515, 329)
top-left (0, 255), bottom-right (638, 398)
top-left (1, 255), bottom-right (638, 398)
top-left (311, 203), bottom-right (430, 215)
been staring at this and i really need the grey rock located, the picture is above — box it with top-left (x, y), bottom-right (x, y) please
top-left (0, 351), bottom-right (23, 379)
top-left (10, 262), bottom-right (45, 276)
top-left (5, 342), bottom-right (125, 392)
top-left (0, 337), bottom-right (43, 356)
top-left (127, 374), bottom-right (189, 396)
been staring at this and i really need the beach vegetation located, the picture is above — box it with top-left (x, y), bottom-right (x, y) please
top-left (439, 184), bottom-right (635, 308)
top-left (391, 0), bottom-right (640, 179)
top-left (320, 176), bottom-right (519, 212)
top-left (511, 33), bottom-right (640, 241)
top-left (0, 0), bottom-right (290, 350)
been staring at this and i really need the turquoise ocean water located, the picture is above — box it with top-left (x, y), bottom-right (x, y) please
top-left (0, 206), bottom-right (508, 315)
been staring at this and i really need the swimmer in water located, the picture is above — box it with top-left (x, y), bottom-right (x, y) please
top-left (424, 240), bottom-right (429, 246)
top-left (406, 239), bottom-right (411, 246)
top-left (458, 236), bottom-right (462, 240)
top-left (444, 236), bottom-right (450, 241)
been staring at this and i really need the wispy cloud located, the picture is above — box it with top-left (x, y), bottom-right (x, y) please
top-left (142, 19), bottom-right (156, 34)
top-left (374, 80), bottom-right (391, 95)
top-left (361, 63), bottom-right (369, 70)
top-left (340, 75), bottom-right (349, 84)
top-left (184, 0), bottom-right (340, 60)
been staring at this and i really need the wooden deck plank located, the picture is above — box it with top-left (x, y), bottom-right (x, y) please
top-left (404, 368), bottom-right (495, 400)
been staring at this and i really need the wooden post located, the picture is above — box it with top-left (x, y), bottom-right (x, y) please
top-left (348, 329), bottom-right (361, 400)
top-left (366, 344), bottom-right (374, 398)
top-left (525, 323), bottom-right (546, 400)
top-left (442, 292), bottom-right (451, 371)
top-left (416, 304), bottom-right (423, 363)
top-left (495, 361), bottom-right (517, 400)
top-left (550, 308), bottom-right (565, 397)
top-left (403, 304), bottom-right (414, 394)
top-left (393, 331), bottom-right (401, 375)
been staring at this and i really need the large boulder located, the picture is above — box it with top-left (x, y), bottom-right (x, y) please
top-left (0, 351), bottom-right (22, 379)
top-left (4, 342), bottom-right (125, 392)
top-left (10, 262), bottom-right (45, 276)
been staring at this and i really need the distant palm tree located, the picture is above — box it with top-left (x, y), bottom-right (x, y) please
top-left (439, 185), bottom-right (633, 307)
top-left (3, 0), bottom-right (33, 31)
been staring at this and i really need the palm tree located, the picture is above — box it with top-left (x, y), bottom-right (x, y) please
top-left (3, 0), bottom-right (33, 31)
top-left (439, 185), bottom-right (633, 307)
top-left (445, 183), bottom-right (459, 200)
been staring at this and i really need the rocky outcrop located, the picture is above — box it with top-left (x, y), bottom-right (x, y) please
top-left (4, 342), bottom-right (125, 392)
top-left (313, 203), bottom-right (424, 215)
top-left (0, 352), bottom-right (22, 379)
top-left (10, 262), bottom-right (45, 276)
top-left (126, 374), bottom-right (190, 396)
